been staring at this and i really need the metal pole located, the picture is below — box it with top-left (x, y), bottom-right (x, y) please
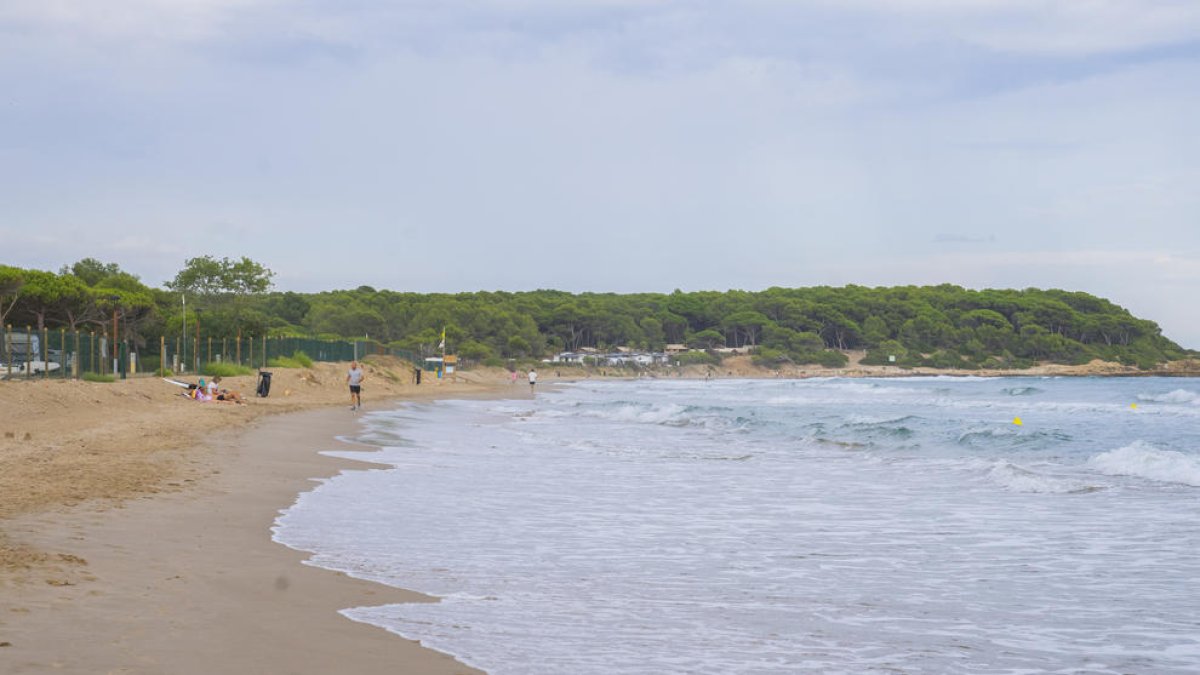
top-left (194, 312), bottom-right (201, 374)
top-left (112, 308), bottom-right (119, 377)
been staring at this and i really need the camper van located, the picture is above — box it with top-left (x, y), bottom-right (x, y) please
top-left (2, 332), bottom-right (61, 375)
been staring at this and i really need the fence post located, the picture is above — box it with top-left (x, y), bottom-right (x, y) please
top-left (3, 324), bottom-right (8, 380)
top-left (73, 328), bottom-right (80, 379)
top-left (262, 335), bottom-right (267, 369)
top-left (237, 330), bottom-right (242, 365)
top-left (59, 328), bottom-right (65, 379)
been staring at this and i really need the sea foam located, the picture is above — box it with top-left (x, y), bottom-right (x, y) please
top-left (1088, 441), bottom-right (1200, 487)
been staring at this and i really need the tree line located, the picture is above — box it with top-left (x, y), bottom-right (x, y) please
top-left (1, 257), bottom-right (1189, 370)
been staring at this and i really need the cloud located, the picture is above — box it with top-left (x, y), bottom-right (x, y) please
top-left (0, 0), bottom-right (273, 42)
top-left (832, 0), bottom-right (1200, 56)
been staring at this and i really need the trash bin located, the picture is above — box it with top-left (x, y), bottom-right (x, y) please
top-left (256, 370), bottom-right (272, 398)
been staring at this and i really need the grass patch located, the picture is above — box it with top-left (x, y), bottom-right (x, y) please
top-left (82, 372), bottom-right (115, 383)
top-left (267, 350), bottom-right (314, 369)
top-left (201, 362), bottom-right (255, 377)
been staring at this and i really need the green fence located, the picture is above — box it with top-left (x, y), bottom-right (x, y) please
top-left (1, 324), bottom-right (420, 381)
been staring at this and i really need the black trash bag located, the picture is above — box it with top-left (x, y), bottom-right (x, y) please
top-left (256, 370), bottom-right (272, 398)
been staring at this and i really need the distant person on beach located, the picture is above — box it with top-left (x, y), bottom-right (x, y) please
top-left (528, 367), bottom-right (537, 391)
top-left (510, 370), bottom-right (518, 385)
top-left (347, 361), bottom-right (364, 410)
top-left (206, 377), bottom-right (241, 403)
top-left (190, 380), bottom-right (211, 401)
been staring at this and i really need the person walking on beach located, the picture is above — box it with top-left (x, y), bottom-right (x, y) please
top-left (528, 367), bottom-right (537, 392)
top-left (347, 361), bottom-right (365, 410)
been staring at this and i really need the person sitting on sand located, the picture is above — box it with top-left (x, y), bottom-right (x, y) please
top-left (206, 377), bottom-right (221, 398)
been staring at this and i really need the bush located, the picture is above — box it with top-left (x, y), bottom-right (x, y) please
top-left (268, 350), bottom-right (314, 369)
top-left (793, 350), bottom-right (849, 368)
top-left (923, 349), bottom-right (972, 369)
top-left (752, 347), bottom-right (791, 367)
top-left (202, 362), bottom-right (255, 377)
top-left (674, 351), bottom-right (720, 366)
top-left (482, 356), bottom-right (506, 368)
top-left (83, 372), bottom-right (115, 383)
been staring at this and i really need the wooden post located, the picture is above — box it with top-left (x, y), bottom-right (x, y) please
top-left (73, 329), bottom-right (80, 379)
top-left (160, 336), bottom-right (166, 376)
top-left (237, 330), bottom-right (242, 365)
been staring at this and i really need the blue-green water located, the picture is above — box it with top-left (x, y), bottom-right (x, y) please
top-left (276, 376), bottom-right (1200, 674)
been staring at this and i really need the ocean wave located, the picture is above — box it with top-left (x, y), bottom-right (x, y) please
top-left (1088, 441), bottom-right (1200, 487)
top-left (843, 414), bottom-right (917, 426)
top-left (1001, 386), bottom-right (1044, 396)
top-left (984, 461), bottom-right (1099, 494)
top-left (956, 426), bottom-right (1073, 451)
top-left (1137, 389), bottom-right (1200, 405)
top-left (540, 400), bottom-right (751, 432)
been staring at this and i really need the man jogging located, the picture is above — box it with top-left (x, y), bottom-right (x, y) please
top-left (347, 361), bottom-right (365, 410)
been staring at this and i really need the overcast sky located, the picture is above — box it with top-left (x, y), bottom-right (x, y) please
top-left (2, 1), bottom-right (1198, 347)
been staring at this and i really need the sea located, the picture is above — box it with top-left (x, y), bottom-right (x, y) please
top-left (273, 376), bottom-right (1200, 674)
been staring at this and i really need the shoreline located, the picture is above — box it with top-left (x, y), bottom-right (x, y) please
top-left (2, 359), bottom-right (1195, 672)
top-left (2, 404), bottom-right (488, 674)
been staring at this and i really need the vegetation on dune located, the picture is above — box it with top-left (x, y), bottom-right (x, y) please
top-left (0, 257), bottom-right (1192, 371)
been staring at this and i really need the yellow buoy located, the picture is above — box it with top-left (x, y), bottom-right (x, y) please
top-left (1130, 403), bottom-right (1138, 409)
top-left (1012, 417), bottom-right (1023, 426)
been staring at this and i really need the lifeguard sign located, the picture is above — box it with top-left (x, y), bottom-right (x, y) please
top-left (444, 354), bottom-right (457, 375)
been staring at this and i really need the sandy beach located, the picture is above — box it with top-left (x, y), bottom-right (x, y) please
top-left (1, 358), bottom-right (512, 674)
top-left (3, 355), bottom-right (1196, 673)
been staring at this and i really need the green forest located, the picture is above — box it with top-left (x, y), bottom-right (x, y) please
top-left (1, 256), bottom-right (1192, 371)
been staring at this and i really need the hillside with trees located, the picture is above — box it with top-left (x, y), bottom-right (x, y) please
top-left (0, 258), bottom-right (1192, 371)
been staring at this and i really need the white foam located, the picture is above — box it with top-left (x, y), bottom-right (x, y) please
top-left (1137, 389), bottom-right (1200, 405)
top-left (1088, 441), bottom-right (1200, 487)
top-left (984, 461), bottom-right (1096, 494)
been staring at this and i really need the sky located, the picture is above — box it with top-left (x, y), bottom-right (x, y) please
top-left (2, 1), bottom-right (1199, 347)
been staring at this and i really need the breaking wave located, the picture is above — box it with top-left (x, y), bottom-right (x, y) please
top-left (983, 461), bottom-right (1098, 494)
top-left (1137, 389), bottom-right (1200, 405)
top-left (1088, 441), bottom-right (1200, 487)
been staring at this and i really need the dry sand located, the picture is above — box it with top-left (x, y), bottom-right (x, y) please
top-left (1, 358), bottom-right (514, 673)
